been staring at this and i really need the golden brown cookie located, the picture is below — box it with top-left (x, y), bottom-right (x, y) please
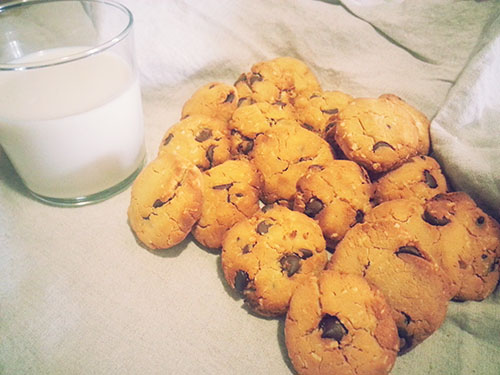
top-left (379, 94), bottom-right (430, 155)
top-left (221, 205), bottom-right (327, 317)
top-left (294, 161), bottom-right (373, 249)
top-left (285, 270), bottom-right (399, 375)
top-left (128, 152), bottom-right (203, 250)
top-left (330, 97), bottom-right (421, 173)
top-left (422, 192), bottom-right (500, 301)
top-left (293, 90), bottom-right (353, 136)
top-left (251, 120), bottom-right (335, 205)
top-left (327, 220), bottom-right (452, 354)
top-left (181, 82), bottom-right (238, 122)
top-left (372, 155), bottom-right (448, 204)
top-left (234, 56), bottom-right (321, 106)
top-left (158, 114), bottom-right (231, 171)
top-left (228, 101), bottom-right (297, 157)
top-left (192, 159), bottom-right (261, 249)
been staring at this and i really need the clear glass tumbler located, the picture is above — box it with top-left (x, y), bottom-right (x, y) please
top-left (0, 0), bottom-right (146, 206)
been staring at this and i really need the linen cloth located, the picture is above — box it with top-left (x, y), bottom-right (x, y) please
top-left (1, 1), bottom-right (499, 374)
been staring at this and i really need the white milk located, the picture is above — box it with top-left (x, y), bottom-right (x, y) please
top-left (0, 47), bottom-right (145, 199)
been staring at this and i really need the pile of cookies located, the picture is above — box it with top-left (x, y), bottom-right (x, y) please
top-left (127, 57), bottom-right (500, 375)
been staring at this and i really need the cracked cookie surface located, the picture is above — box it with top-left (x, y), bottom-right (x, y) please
top-left (327, 220), bottom-right (452, 354)
top-left (373, 155), bottom-right (448, 205)
top-left (228, 101), bottom-right (297, 157)
top-left (128, 152), bottom-right (203, 250)
top-left (192, 159), bottom-right (261, 250)
top-left (294, 161), bottom-right (373, 249)
top-left (331, 97), bottom-right (420, 173)
top-left (157, 114), bottom-right (231, 170)
top-left (422, 192), bottom-right (500, 301)
top-left (181, 82), bottom-right (238, 122)
top-left (251, 120), bottom-right (335, 205)
top-left (293, 90), bottom-right (353, 136)
top-left (285, 270), bottom-right (399, 375)
top-left (221, 205), bottom-right (327, 317)
top-left (234, 56), bottom-right (321, 106)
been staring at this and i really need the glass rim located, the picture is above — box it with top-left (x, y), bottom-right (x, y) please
top-left (0, 0), bottom-right (133, 71)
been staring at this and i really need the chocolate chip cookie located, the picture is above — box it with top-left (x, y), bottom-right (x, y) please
top-left (423, 192), bottom-right (500, 301)
top-left (234, 56), bottom-right (321, 106)
top-left (128, 152), bottom-right (203, 250)
top-left (285, 270), bottom-right (399, 375)
top-left (192, 159), bottom-right (261, 249)
top-left (372, 155), bottom-right (448, 205)
top-left (294, 161), bottom-right (373, 249)
top-left (251, 120), bottom-right (335, 205)
top-left (221, 205), bottom-right (327, 317)
top-left (330, 97), bottom-right (421, 173)
top-left (327, 220), bottom-right (452, 354)
top-left (181, 82), bottom-right (238, 122)
top-left (157, 114), bottom-right (231, 171)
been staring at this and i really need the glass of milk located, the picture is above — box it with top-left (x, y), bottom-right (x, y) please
top-left (0, 0), bottom-right (146, 206)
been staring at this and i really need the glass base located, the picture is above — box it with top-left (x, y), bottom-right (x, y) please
top-left (29, 158), bottom-right (145, 207)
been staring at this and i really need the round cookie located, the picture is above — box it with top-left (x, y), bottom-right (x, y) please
top-left (128, 152), bottom-right (203, 250)
top-left (221, 205), bottom-right (328, 317)
top-left (327, 220), bottom-right (453, 354)
top-left (234, 56), bottom-right (321, 106)
top-left (379, 94), bottom-right (430, 155)
top-left (228, 101), bottom-right (297, 157)
top-left (294, 161), bottom-right (373, 249)
top-left (251, 120), bottom-right (335, 205)
top-left (181, 82), bottom-right (238, 122)
top-left (293, 90), bottom-right (353, 136)
top-left (192, 159), bottom-right (261, 249)
top-left (285, 270), bottom-right (399, 375)
top-left (330, 97), bottom-right (421, 173)
top-left (372, 155), bottom-right (448, 205)
top-left (423, 192), bottom-right (500, 301)
top-left (158, 114), bottom-right (231, 171)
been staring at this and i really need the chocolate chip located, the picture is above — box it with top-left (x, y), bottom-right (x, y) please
top-left (372, 141), bottom-right (395, 152)
top-left (423, 170), bottom-right (438, 188)
top-left (304, 197), bottom-right (324, 218)
top-left (299, 156), bottom-right (313, 162)
top-left (163, 133), bottom-right (174, 146)
top-left (397, 327), bottom-right (413, 355)
top-left (153, 199), bottom-right (165, 208)
top-left (195, 128), bottom-right (212, 142)
top-left (321, 108), bottom-right (338, 115)
top-left (209, 83), bottom-right (216, 89)
top-left (299, 249), bottom-right (313, 259)
top-left (489, 259), bottom-right (499, 273)
top-left (319, 315), bottom-right (348, 342)
top-left (422, 210), bottom-right (450, 226)
top-left (476, 216), bottom-right (485, 226)
top-left (256, 221), bottom-right (272, 234)
top-left (234, 270), bottom-right (250, 294)
top-left (261, 204), bottom-right (274, 213)
top-left (273, 100), bottom-right (286, 108)
top-left (280, 254), bottom-right (301, 277)
top-left (206, 145), bottom-right (216, 167)
top-left (249, 73), bottom-right (263, 85)
top-left (301, 123), bottom-right (315, 131)
top-left (396, 246), bottom-right (424, 258)
top-left (238, 138), bottom-right (254, 155)
top-left (308, 164), bottom-right (325, 172)
top-left (224, 92), bottom-right (235, 103)
top-left (481, 254), bottom-right (488, 259)
top-left (234, 73), bottom-right (248, 86)
top-left (242, 244), bottom-right (252, 254)
top-left (213, 183), bottom-right (233, 190)
top-left (355, 210), bottom-right (365, 224)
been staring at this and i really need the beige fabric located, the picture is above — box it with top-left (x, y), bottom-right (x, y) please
top-left (1, 0), bottom-right (499, 374)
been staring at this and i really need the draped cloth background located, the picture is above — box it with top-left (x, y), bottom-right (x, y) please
top-left (1, 1), bottom-right (499, 374)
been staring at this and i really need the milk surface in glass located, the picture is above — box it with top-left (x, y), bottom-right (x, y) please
top-left (0, 47), bottom-right (145, 199)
